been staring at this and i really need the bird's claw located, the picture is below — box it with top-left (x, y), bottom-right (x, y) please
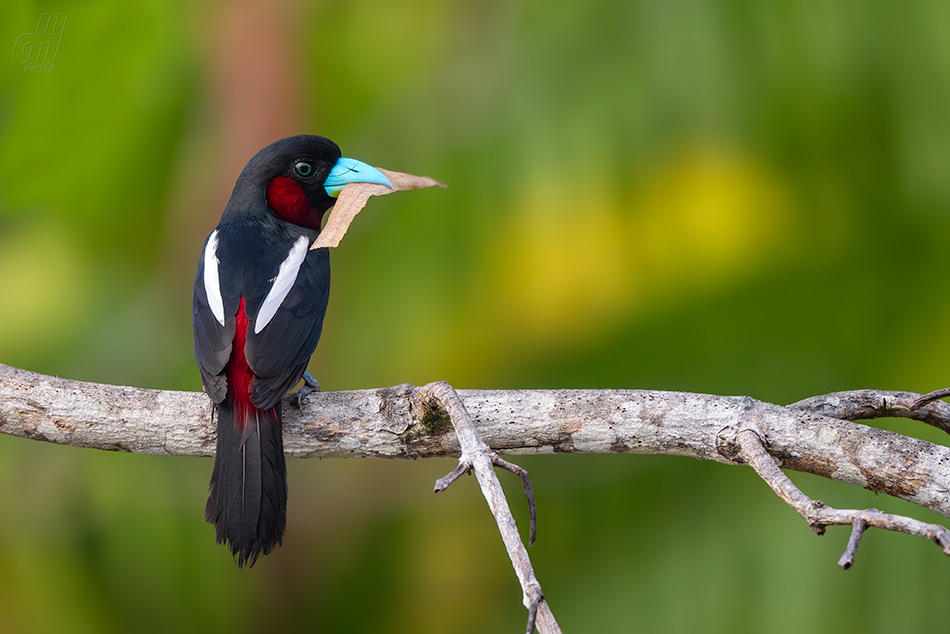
top-left (294, 372), bottom-right (321, 408)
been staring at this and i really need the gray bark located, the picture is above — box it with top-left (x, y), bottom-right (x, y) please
top-left (2, 363), bottom-right (949, 520)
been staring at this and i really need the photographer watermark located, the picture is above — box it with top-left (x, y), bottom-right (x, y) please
top-left (13, 14), bottom-right (67, 73)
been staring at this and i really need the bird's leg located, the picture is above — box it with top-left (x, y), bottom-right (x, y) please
top-left (295, 372), bottom-right (321, 408)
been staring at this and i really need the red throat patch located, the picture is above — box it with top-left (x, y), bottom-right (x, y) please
top-left (265, 177), bottom-right (323, 230)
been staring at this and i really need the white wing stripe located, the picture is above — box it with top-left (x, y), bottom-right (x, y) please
top-left (203, 230), bottom-right (226, 326)
top-left (255, 236), bottom-right (310, 334)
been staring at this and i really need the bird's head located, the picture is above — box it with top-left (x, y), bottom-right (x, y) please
top-left (234, 134), bottom-right (392, 231)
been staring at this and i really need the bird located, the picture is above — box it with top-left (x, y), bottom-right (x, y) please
top-left (192, 135), bottom-right (392, 567)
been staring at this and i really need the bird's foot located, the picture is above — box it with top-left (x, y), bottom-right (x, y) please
top-left (294, 372), bottom-right (321, 408)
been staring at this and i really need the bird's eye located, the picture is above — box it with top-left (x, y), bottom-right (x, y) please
top-left (294, 161), bottom-right (313, 177)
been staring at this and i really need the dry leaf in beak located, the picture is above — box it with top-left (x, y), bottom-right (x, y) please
top-left (311, 168), bottom-right (446, 249)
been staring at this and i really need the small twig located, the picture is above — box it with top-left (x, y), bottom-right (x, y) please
top-left (912, 387), bottom-right (950, 411)
top-left (790, 389), bottom-right (950, 435)
top-left (492, 455), bottom-right (538, 546)
top-left (433, 462), bottom-right (470, 492)
top-left (418, 381), bottom-right (558, 634)
top-left (736, 426), bottom-right (950, 567)
top-left (838, 519), bottom-right (866, 569)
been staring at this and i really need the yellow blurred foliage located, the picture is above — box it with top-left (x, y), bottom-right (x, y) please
top-left (0, 220), bottom-right (92, 359)
top-left (485, 144), bottom-right (794, 348)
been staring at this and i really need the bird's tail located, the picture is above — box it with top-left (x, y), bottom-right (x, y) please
top-left (205, 399), bottom-right (287, 567)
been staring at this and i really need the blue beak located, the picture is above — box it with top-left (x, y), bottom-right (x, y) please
top-left (323, 157), bottom-right (393, 197)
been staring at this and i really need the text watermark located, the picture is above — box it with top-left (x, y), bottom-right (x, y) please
top-left (13, 14), bottom-right (68, 73)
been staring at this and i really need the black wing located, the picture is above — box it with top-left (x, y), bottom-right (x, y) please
top-left (193, 233), bottom-right (235, 404)
top-left (245, 246), bottom-right (330, 410)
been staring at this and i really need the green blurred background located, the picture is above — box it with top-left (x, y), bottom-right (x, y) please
top-left (2, 0), bottom-right (950, 632)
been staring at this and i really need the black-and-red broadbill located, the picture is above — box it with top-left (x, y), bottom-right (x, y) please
top-left (193, 135), bottom-right (392, 567)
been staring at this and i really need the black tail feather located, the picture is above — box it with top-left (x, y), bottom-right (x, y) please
top-left (206, 400), bottom-right (287, 567)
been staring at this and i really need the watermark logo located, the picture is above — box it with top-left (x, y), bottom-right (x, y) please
top-left (13, 14), bottom-right (68, 73)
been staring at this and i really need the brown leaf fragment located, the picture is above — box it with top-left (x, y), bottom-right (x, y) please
top-left (311, 168), bottom-right (446, 249)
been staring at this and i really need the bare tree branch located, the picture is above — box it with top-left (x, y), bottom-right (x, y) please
top-left (735, 426), bottom-right (950, 568)
top-left (419, 381), bottom-right (555, 634)
top-left (3, 363), bottom-right (950, 519)
top-left (4, 360), bottom-right (950, 632)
